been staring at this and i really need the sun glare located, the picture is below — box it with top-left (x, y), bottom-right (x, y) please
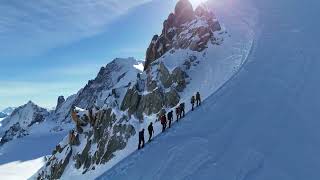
top-left (189, 0), bottom-right (207, 8)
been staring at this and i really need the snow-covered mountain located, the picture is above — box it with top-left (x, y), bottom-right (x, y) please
top-left (0, 58), bottom-right (144, 180)
top-left (0, 107), bottom-right (15, 120)
top-left (0, 101), bottom-right (50, 145)
top-left (34, 0), bottom-right (253, 179)
top-left (1, 107), bottom-right (16, 116)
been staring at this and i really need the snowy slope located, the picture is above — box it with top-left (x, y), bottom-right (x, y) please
top-left (0, 132), bottom-right (66, 180)
top-left (98, 0), bottom-right (320, 179)
top-left (0, 58), bottom-right (143, 179)
top-left (33, 1), bottom-right (254, 179)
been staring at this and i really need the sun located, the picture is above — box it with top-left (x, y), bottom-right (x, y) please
top-left (189, 0), bottom-right (207, 8)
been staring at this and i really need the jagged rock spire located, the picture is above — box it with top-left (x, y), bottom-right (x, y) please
top-left (144, 0), bottom-right (221, 71)
top-left (174, 0), bottom-right (195, 26)
top-left (55, 96), bottom-right (65, 112)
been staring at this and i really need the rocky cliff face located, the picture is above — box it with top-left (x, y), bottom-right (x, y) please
top-left (35, 1), bottom-right (224, 179)
top-left (50, 57), bottom-right (143, 125)
top-left (144, 1), bottom-right (221, 70)
top-left (37, 108), bottom-right (136, 179)
top-left (36, 59), bottom-right (144, 180)
top-left (73, 58), bottom-right (143, 109)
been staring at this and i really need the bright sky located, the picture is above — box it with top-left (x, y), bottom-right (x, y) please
top-left (0, 0), bottom-right (205, 110)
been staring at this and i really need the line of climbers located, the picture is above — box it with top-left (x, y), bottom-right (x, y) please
top-left (138, 92), bottom-right (201, 150)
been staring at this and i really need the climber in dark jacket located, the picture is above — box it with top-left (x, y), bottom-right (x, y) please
top-left (161, 115), bottom-right (167, 132)
top-left (175, 107), bottom-right (180, 121)
top-left (138, 129), bottom-right (145, 149)
top-left (167, 111), bottom-right (173, 128)
top-left (180, 103), bottom-right (185, 117)
top-left (196, 92), bottom-right (201, 106)
top-left (191, 96), bottom-right (195, 111)
top-left (148, 122), bottom-right (154, 141)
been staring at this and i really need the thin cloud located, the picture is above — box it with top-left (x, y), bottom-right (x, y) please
top-left (0, 0), bottom-right (151, 57)
top-left (0, 81), bottom-right (80, 97)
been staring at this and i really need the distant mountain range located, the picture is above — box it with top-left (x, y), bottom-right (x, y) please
top-left (0, 107), bottom-right (16, 118)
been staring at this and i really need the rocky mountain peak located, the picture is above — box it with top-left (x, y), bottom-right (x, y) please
top-left (73, 57), bottom-right (142, 110)
top-left (55, 96), bottom-right (66, 112)
top-left (27, 100), bottom-right (35, 105)
top-left (144, 0), bottom-right (221, 70)
top-left (0, 101), bottom-right (50, 146)
top-left (174, 0), bottom-right (195, 26)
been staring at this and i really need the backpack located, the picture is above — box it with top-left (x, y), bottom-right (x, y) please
top-left (180, 103), bottom-right (185, 109)
top-left (191, 97), bottom-right (195, 103)
top-left (161, 115), bottom-right (166, 124)
top-left (196, 93), bottom-right (201, 100)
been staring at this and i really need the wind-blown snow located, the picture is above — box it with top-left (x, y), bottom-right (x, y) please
top-left (98, 0), bottom-right (320, 179)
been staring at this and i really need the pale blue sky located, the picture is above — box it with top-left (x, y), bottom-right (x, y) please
top-left (0, 0), bottom-right (204, 110)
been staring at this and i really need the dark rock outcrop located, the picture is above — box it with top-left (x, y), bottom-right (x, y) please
top-left (0, 123), bottom-right (28, 146)
top-left (55, 96), bottom-right (65, 112)
top-left (121, 82), bottom-right (180, 120)
top-left (37, 108), bottom-right (136, 179)
top-left (37, 145), bottom-right (73, 180)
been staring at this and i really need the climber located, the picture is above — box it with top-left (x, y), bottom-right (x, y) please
top-left (180, 103), bottom-right (185, 117)
top-left (161, 114), bottom-right (167, 132)
top-left (148, 122), bottom-right (154, 141)
top-left (191, 95), bottom-right (195, 111)
top-left (68, 130), bottom-right (75, 145)
top-left (167, 111), bottom-right (173, 128)
top-left (138, 129), bottom-right (145, 149)
top-left (175, 106), bottom-right (180, 121)
top-left (88, 109), bottom-right (93, 125)
top-left (196, 92), bottom-right (201, 106)
top-left (68, 130), bottom-right (80, 146)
